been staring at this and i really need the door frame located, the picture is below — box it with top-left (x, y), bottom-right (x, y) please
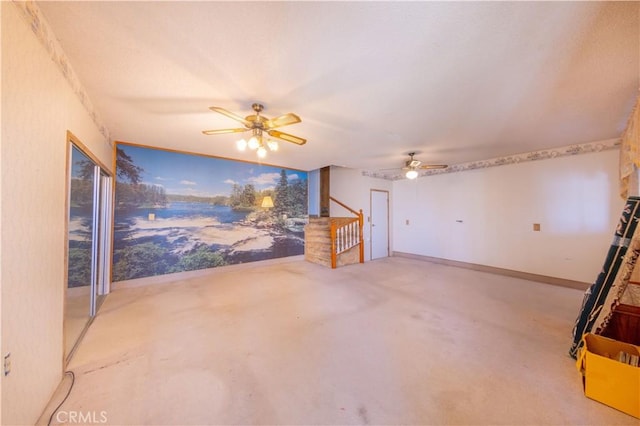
top-left (370, 189), bottom-right (390, 260)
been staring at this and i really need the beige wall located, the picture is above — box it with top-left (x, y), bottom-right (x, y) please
top-left (1, 3), bottom-right (112, 424)
top-left (392, 149), bottom-right (624, 283)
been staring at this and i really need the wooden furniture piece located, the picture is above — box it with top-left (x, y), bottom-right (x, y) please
top-left (601, 281), bottom-right (640, 345)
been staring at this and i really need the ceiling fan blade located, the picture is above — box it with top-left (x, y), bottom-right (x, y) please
top-left (268, 130), bottom-right (307, 145)
top-left (209, 106), bottom-right (251, 126)
top-left (202, 128), bottom-right (247, 135)
top-left (266, 113), bottom-right (301, 129)
top-left (419, 164), bottom-right (448, 169)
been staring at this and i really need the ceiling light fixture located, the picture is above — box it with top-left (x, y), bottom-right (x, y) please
top-left (238, 128), bottom-right (279, 159)
top-left (236, 138), bottom-right (247, 151)
top-left (405, 169), bottom-right (419, 180)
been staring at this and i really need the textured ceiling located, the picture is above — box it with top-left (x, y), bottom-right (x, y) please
top-left (37, 1), bottom-right (639, 173)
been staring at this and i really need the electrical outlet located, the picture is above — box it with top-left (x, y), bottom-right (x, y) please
top-left (406, 219), bottom-right (410, 225)
top-left (4, 353), bottom-right (11, 376)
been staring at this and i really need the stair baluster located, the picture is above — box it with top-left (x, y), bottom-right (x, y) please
top-left (304, 197), bottom-right (364, 269)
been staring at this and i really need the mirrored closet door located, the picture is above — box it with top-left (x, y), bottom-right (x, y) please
top-left (65, 139), bottom-right (112, 362)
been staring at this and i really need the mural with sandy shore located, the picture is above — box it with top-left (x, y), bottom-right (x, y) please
top-left (111, 144), bottom-right (308, 281)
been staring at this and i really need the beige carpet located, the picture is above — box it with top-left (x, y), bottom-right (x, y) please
top-left (41, 256), bottom-right (637, 425)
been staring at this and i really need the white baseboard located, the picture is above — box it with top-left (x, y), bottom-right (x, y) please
top-left (392, 251), bottom-right (590, 291)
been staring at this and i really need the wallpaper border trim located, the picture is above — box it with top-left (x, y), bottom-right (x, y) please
top-left (363, 138), bottom-right (620, 180)
top-left (14, 0), bottom-right (112, 145)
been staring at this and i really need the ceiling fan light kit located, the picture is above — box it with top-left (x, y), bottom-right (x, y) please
top-left (405, 169), bottom-right (419, 180)
top-left (203, 103), bottom-right (305, 160)
top-left (382, 152), bottom-right (448, 180)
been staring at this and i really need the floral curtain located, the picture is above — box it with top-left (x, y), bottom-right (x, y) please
top-left (620, 93), bottom-right (640, 199)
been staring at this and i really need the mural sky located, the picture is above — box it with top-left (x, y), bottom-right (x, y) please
top-left (120, 144), bottom-right (304, 197)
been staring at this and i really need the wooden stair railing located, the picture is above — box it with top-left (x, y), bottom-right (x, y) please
top-left (329, 196), bottom-right (364, 269)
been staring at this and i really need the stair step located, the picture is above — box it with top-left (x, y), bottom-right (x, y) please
top-left (306, 227), bottom-right (330, 232)
top-left (305, 214), bottom-right (362, 269)
top-left (304, 228), bottom-right (330, 233)
top-left (305, 235), bottom-right (329, 241)
top-left (309, 217), bottom-right (330, 222)
top-left (305, 235), bottom-right (331, 242)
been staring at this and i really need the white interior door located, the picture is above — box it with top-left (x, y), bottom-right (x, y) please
top-left (370, 190), bottom-right (389, 259)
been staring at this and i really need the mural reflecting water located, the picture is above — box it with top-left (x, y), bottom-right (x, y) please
top-left (113, 144), bottom-right (308, 281)
top-left (68, 147), bottom-right (95, 288)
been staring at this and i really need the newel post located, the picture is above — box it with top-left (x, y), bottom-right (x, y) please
top-left (358, 209), bottom-right (364, 264)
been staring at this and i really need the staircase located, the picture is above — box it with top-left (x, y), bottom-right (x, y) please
top-left (304, 197), bottom-right (364, 268)
top-left (304, 217), bottom-right (332, 267)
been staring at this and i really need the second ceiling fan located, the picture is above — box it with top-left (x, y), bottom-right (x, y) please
top-left (386, 152), bottom-right (448, 179)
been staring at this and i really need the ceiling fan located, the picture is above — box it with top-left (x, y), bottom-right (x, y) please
top-left (386, 152), bottom-right (448, 179)
top-left (202, 103), bottom-right (306, 158)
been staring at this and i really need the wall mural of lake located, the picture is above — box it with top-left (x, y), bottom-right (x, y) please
top-left (112, 143), bottom-right (308, 281)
